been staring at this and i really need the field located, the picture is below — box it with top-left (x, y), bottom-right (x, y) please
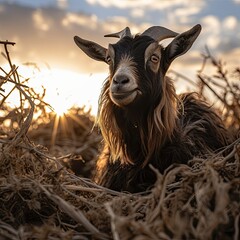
top-left (0, 41), bottom-right (239, 240)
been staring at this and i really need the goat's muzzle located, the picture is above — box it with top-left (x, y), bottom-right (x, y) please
top-left (110, 74), bottom-right (140, 107)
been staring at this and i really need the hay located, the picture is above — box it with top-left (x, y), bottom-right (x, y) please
top-left (0, 41), bottom-right (239, 240)
top-left (27, 107), bottom-right (102, 178)
top-left (105, 142), bottom-right (240, 240)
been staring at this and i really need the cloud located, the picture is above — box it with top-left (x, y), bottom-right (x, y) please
top-left (103, 16), bottom-right (134, 33)
top-left (173, 5), bottom-right (204, 24)
top-left (84, 0), bottom-right (206, 32)
top-left (201, 15), bottom-right (221, 49)
top-left (87, 0), bottom-right (148, 9)
top-left (0, 3), bottom-right (107, 73)
top-left (57, 0), bottom-right (68, 9)
top-left (62, 12), bottom-right (98, 30)
top-left (221, 18), bottom-right (240, 52)
top-left (86, 0), bottom-right (206, 11)
top-left (130, 8), bottom-right (145, 18)
top-left (32, 9), bottom-right (52, 31)
top-left (200, 15), bottom-right (240, 53)
top-left (223, 16), bottom-right (238, 30)
top-left (233, 0), bottom-right (240, 4)
top-left (223, 48), bottom-right (240, 67)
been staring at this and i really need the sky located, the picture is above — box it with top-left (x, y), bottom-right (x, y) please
top-left (0, 0), bottom-right (239, 114)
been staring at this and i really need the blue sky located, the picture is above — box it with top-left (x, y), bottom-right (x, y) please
top-left (6, 0), bottom-right (240, 20)
top-left (5, 0), bottom-right (240, 22)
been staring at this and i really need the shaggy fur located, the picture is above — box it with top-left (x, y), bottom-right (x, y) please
top-left (95, 85), bottom-right (228, 192)
top-left (74, 25), bottom-right (229, 193)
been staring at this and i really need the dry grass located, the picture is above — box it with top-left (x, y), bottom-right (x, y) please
top-left (28, 107), bottom-right (102, 178)
top-left (0, 41), bottom-right (239, 240)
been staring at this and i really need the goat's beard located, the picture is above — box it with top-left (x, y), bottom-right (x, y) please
top-left (96, 77), bottom-right (179, 167)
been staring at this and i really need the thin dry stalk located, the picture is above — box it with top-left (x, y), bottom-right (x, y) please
top-left (170, 46), bottom-right (240, 133)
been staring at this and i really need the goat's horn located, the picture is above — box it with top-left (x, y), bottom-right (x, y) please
top-left (141, 26), bottom-right (178, 42)
top-left (104, 27), bottom-right (132, 39)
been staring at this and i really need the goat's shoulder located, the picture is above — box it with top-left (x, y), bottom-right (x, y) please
top-left (177, 92), bottom-right (229, 150)
top-left (178, 92), bottom-right (222, 127)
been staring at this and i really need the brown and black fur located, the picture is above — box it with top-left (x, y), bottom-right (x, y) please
top-left (95, 88), bottom-right (228, 193)
top-left (74, 25), bottom-right (229, 193)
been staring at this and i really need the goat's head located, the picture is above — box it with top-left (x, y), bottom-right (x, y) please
top-left (74, 25), bottom-right (201, 108)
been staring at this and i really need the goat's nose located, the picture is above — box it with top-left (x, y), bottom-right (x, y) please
top-left (113, 75), bottom-right (130, 85)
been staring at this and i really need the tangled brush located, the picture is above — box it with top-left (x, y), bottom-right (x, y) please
top-left (0, 41), bottom-right (239, 240)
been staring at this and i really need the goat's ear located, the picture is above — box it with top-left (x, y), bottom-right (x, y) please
top-left (74, 36), bottom-right (107, 63)
top-left (165, 24), bottom-right (201, 62)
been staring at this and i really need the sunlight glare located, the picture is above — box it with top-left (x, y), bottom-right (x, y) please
top-left (51, 95), bottom-right (70, 116)
top-left (17, 65), bottom-right (106, 116)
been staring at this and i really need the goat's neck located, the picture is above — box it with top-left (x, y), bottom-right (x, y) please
top-left (116, 98), bottom-right (178, 166)
top-left (98, 78), bottom-right (178, 167)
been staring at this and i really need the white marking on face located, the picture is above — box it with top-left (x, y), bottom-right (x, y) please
top-left (113, 54), bottom-right (138, 86)
top-left (110, 55), bottom-right (140, 106)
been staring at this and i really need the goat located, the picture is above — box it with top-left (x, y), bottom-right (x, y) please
top-left (74, 25), bottom-right (229, 193)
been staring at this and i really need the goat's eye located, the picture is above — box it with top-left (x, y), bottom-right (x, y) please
top-left (150, 54), bottom-right (159, 63)
top-left (106, 56), bottom-right (111, 64)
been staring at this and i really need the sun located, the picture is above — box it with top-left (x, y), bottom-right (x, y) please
top-left (17, 65), bottom-right (105, 117)
top-left (53, 104), bottom-right (68, 117)
top-left (49, 92), bottom-right (71, 117)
